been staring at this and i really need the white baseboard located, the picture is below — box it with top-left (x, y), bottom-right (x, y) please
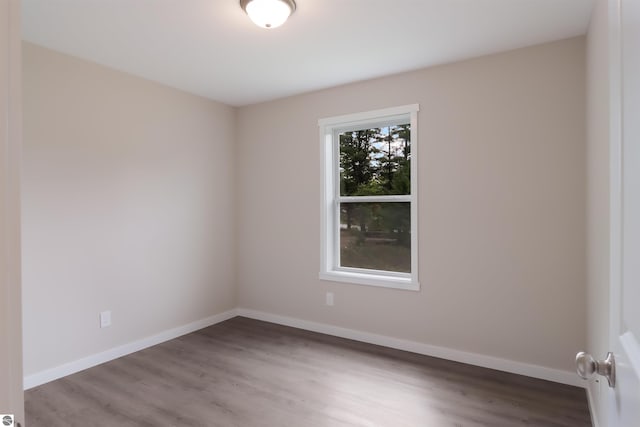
top-left (236, 307), bottom-right (584, 388)
top-left (23, 309), bottom-right (238, 390)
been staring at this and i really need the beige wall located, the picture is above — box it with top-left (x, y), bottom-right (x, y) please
top-left (236, 37), bottom-right (587, 373)
top-left (586, 0), bottom-right (610, 424)
top-left (22, 43), bottom-right (237, 376)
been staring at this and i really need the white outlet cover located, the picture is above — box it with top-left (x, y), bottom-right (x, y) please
top-left (326, 292), bottom-right (334, 306)
top-left (100, 310), bottom-right (112, 328)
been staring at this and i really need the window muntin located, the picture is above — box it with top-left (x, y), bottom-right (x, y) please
top-left (319, 105), bottom-right (419, 290)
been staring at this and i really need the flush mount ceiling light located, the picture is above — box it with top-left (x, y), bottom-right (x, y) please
top-left (240, 0), bottom-right (296, 29)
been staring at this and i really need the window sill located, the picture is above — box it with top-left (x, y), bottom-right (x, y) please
top-left (319, 271), bottom-right (420, 291)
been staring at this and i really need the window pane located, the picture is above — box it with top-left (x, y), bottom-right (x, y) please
top-left (339, 124), bottom-right (411, 196)
top-left (339, 202), bottom-right (411, 273)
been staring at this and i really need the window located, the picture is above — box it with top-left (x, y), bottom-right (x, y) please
top-left (319, 104), bottom-right (419, 290)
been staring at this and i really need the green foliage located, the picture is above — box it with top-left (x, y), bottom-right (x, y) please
top-left (339, 128), bottom-right (380, 196)
top-left (339, 124), bottom-right (411, 197)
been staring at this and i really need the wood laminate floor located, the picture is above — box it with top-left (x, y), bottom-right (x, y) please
top-left (25, 317), bottom-right (591, 427)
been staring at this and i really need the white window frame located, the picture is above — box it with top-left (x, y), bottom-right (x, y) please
top-left (319, 104), bottom-right (419, 291)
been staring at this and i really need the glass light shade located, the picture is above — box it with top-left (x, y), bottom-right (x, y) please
top-left (244, 0), bottom-right (294, 29)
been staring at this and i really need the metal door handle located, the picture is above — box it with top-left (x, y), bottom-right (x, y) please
top-left (575, 351), bottom-right (615, 387)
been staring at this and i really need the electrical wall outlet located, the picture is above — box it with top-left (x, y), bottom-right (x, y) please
top-left (100, 310), bottom-right (112, 328)
top-left (326, 292), bottom-right (334, 306)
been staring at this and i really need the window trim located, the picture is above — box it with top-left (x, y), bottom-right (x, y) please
top-left (319, 104), bottom-right (420, 291)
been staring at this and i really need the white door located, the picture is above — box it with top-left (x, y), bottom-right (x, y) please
top-left (0, 0), bottom-right (23, 425)
top-left (608, 0), bottom-right (640, 425)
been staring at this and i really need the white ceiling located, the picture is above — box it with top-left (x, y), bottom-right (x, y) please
top-left (22, 0), bottom-right (595, 107)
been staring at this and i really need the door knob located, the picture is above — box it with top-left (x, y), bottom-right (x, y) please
top-left (575, 351), bottom-right (615, 387)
